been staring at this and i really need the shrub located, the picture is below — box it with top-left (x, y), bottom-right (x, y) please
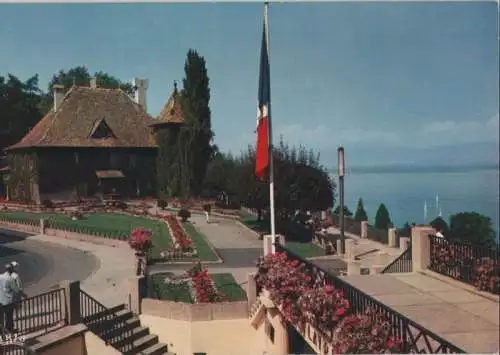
top-left (332, 310), bottom-right (403, 354)
top-left (474, 257), bottom-right (500, 295)
top-left (157, 199), bottom-right (168, 210)
top-left (129, 227), bottom-right (153, 253)
top-left (42, 199), bottom-right (54, 208)
top-left (178, 209), bottom-right (191, 222)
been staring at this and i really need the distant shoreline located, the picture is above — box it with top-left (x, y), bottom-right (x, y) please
top-left (330, 164), bottom-right (499, 175)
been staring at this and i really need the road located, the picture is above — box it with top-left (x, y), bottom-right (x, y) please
top-left (0, 228), bottom-right (99, 296)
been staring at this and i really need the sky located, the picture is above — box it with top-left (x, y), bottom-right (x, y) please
top-left (0, 2), bottom-right (498, 168)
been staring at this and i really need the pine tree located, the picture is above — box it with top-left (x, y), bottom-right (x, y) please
top-left (375, 203), bottom-right (392, 230)
top-left (181, 49), bottom-right (214, 196)
top-left (354, 198), bottom-right (368, 222)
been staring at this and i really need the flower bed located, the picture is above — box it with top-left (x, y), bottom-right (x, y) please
top-left (147, 267), bottom-right (243, 304)
top-left (430, 237), bottom-right (499, 295)
top-left (162, 214), bottom-right (197, 258)
top-left (255, 252), bottom-right (402, 353)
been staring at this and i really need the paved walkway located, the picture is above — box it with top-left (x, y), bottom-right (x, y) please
top-left (327, 226), bottom-right (403, 267)
top-left (29, 234), bottom-right (136, 308)
top-left (342, 272), bottom-right (500, 353)
top-left (150, 214), bottom-right (262, 285)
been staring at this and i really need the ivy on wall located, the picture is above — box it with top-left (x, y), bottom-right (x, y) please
top-left (6, 151), bottom-right (39, 202)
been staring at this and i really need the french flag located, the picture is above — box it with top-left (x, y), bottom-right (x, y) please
top-left (255, 5), bottom-right (271, 180)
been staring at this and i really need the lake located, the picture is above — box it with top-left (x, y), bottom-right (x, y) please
top-left (334, 168), bottom-right (499, 237)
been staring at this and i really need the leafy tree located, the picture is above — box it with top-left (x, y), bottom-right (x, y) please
top-left (333, 205), bottom-right (353, 218)
top-left (374, 203), bottom-right (392, 230)
top-left (449, 212), bottom-right (497, 247)
top-left (354, 198), bottom-right (368, 222)
top-left (430, 216), bottom-right (449, 236)
top-left (181, 49), bottom-right (215, 196)
top-left (39, 66), bottom-right (135, 114)
top-left (0, 74), bottom-right (43, 150)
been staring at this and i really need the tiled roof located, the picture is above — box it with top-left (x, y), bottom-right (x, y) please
top-left (149, 84), bottom-right (184, 126)
top-left (8, 86), bottom-right (157, 150)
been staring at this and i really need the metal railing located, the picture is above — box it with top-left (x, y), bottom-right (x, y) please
top-left (381, 246), bottom-right (413, 274)
top-left (332, 215), bottom-right (362, 236)
top-left (274, 244), bottom-right (464, 353)
top-left (79, 291), bottom-right (133, 353)
top-left (429, 235), bottom-right (499, 294)
top-left (11, 288), bottom-right (66, 337)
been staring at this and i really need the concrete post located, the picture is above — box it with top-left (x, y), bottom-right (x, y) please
top-left (336, 239), bottom-right (343, 256)
top-left (376, 251), bottom-right (388, 266)
top-left (345, 239), bottom-right (355, 261)
top-left (388, 228), bottom-right (397, 248)
top-left (361, 221), bottom-right (368, 238)
top-left (370, 265), bottom-right (384, 274)
top-left (264, 235), bottom-right (274, 256)
top-left (399, 237), bottom-right (410, 251)
top-left (411, 226), bottom-right (436, 271)
top-left (247, 272), bottom-right (257, 309)
top-left (347, 261), bottom-right (361, 275)
top-left (40, 217), bottom-right (45, 235)
top-left (59, 280), bottom-right (81, 325)
top-left (127, 276), bottom-right (145, 315)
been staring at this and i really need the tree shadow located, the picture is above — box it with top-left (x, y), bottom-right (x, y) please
top-left (0, 229), bottom-right (30, 245)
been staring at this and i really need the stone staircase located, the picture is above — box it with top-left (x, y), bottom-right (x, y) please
top-left (90, 304), bottom-right (173, 355)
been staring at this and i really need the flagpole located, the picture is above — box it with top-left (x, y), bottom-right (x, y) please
top-left (264, 2), bottom-right (277, 252)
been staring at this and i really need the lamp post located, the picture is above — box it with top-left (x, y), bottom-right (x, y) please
top-left (337, 147), bottom-right (346, 254)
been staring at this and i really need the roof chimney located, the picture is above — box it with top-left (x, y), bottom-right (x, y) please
top-left (53, 84), bottom-right (65, 112)
top-left (132, 78), bottom-right (149, 112)
top-left (90, 77), bottom-right (97, 89)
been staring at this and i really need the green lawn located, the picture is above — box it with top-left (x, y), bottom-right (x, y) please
top-left (148, 272), bottom-right (193, 303)
top-left (211, 273), bottom-right (247, 301)
top-left (285, 241), bottom-right (325, 258)
top-left (148, 272), bottom-right (247, 303)
top-left (240, 213), bottom-right (325, 258)
top-left (240, 214), bottom-right (270, 234)
top-left (0, 211), bottom-right (172, 260)
top-left (182, 222), bottom-right (220, 262)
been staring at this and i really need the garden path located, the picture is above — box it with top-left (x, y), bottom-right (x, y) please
top-left (149, 214), bottom-right (263, 286)
top-left (342, 271), bottom-right (499, 353)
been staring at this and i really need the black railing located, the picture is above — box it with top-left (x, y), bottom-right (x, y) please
top-left (11, 288), bottom-right (66, 337)
top-left (274, 244), bottom-right (464, 353)
top-left (429, 235), bottom-right (499, 294)
top-left (332, 215), bottom-right (362, 236)
top-left (79, 291), bottom-right (133, 353)
top-left (381, 246), bottom-right (413, 274)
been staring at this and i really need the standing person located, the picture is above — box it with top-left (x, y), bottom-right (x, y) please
top-left (0, 263), bottom-right (20, 333)
top-left (10, 262), bottom-right (27, 302)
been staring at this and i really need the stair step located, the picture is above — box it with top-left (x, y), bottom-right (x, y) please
top-left (110, 326), bottom-right (150, 349)
top-left (138, 342), bottom-right (170, 355)
top-left (129, 333), bottom-right (159, 354)
top-left (125, 315), bottom-right (141, 328)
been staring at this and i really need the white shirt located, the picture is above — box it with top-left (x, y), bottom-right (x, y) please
top-left (11, 271), bottom-right (22, 290)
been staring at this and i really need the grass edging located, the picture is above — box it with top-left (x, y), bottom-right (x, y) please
top-left (182, 221), bottom-right (222, 263)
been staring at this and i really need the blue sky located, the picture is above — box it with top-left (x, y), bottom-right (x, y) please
top-left (0, 2), bottom-right (498, 168)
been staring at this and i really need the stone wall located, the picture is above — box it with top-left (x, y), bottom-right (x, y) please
top-left (141, 298), bottom-right (249, 321)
